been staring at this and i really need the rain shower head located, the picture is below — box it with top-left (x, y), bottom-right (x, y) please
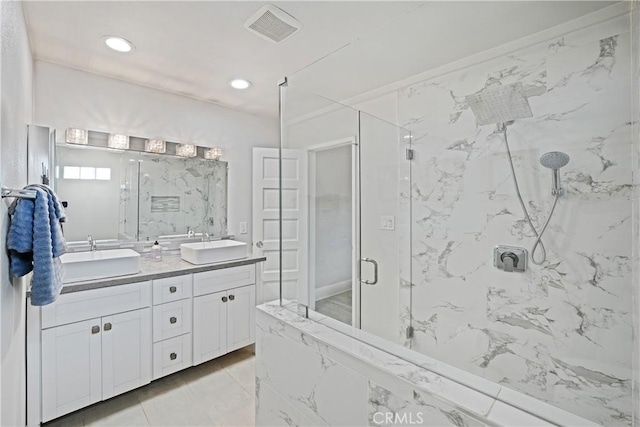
top-left (540, 151), bottom-right (570, 169)
top-left (540, 151), bottom-right (570, 196)
top-left (466, 82), bottom-right (533, 126)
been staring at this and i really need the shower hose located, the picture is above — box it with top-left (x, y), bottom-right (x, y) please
top-left (500, 124), bottom-right (560, 265)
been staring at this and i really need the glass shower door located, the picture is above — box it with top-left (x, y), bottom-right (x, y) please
top-left (358, 111), bottom-right (412, 345)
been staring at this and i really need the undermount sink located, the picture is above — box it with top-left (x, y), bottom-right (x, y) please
top-left (60, 249), bottom-right (141, 283)
top-left (180, 240), bottom-right (247, 265)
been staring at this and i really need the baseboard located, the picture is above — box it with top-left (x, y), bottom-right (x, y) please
top-left (315, 280), bottom-right (351, 300)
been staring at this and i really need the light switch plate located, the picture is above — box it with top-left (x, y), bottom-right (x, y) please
top-left (239, 222), bottom-right (248, 234)
top-left (380, 215), bottom-right (395, 231)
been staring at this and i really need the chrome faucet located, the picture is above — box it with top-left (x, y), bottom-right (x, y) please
top-left (87, 234), bottom-right (97, 251)
top-left (187, 227), bottom-right (195, 239)
top-left (202, 232), bottom-right (210, 242)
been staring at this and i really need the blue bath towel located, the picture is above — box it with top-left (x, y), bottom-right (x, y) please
top-left (7, 185), bottom-right (67, 306)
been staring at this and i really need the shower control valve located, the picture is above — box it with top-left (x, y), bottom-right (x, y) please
top-left (494, 245), bottom-right (528, 273)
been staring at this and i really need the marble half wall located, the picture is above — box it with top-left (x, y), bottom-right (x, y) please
top-left (396, 12), bottom-right (635, 426)
top-left (256, 302), bottom-right (599, 427)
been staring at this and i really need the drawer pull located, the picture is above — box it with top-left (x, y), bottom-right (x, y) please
top-left (91, 325), bottom-right (100, 334)
top-left (169, 286), bottom-right (177, 293)
top-left (104, 322), bottom-right (112, 331)
top-left (222, 296), bottom-right (228, 303)
top-left (170, 352), bottom-right (177, 360)
top-left (228, 294), bottom-right (235, 301)
top-left (169, 316), bottom-right (177, 324)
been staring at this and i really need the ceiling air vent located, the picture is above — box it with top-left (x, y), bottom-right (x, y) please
top-left (244, 5), bottom-right (302, 44)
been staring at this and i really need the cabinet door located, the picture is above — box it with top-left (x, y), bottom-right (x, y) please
top-left (42, 319), bottom-right (102, 422)
top-left (102, 308), bottom-right (152, 400)
top-left (193, 291), bottom-right (227, 365)
top-left (226, 285), bottom-right (256, 352)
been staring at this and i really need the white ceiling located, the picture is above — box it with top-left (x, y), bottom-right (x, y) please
top-left (24, 1), bottom-right (617, 118)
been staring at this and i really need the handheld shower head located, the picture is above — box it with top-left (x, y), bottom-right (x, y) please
top-left (540, 151), bottom-right (570, 196)
top-left (540, 151), bottom-right (570, 169)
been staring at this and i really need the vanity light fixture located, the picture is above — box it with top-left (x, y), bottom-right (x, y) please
top-left (104, 36), bottom-right (134, 53)
top-left (176, 144), bottom-right (197, 158)
top-left (204, 147), bottom-right (223, 160)
top-left (145, 139), bottom-right (166, 154)
top-left (65, 128), bottom-right (88, 145)
top-left (230, 79), bottom-right (252, 90)
top-left (108, 133), bottom-right (130, 149)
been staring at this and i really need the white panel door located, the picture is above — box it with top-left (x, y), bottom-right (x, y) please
top-left (41, 318), bottom-right (102, 422)
top-left (252, 147), bottom-right (308, 305)
top-left (102, 308), bottom-right (151, 400)
top-left (226, 285), bottom-right (256, 352)
top-left (193, 292), bottom-right (227, 365)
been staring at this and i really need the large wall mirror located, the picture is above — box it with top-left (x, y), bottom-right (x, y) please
top-left (55, 143), bottom-right (228, 243)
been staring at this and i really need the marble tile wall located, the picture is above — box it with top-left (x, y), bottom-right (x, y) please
top-left (135, 155), bottom-right (228, 240)
top-left (396, 14), bottom-right (635, 426)
top-left (256, 302), bottom-right (597, 427)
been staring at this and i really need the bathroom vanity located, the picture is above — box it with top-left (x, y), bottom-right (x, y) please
top-left (25, 254), bottom-right (265, 426)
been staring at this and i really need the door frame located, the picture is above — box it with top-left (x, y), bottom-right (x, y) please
top-left (306, 137), bottom-right (359, 326)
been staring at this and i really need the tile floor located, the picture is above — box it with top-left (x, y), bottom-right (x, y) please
top-left (44, 346), bottom-right (256, 427)
top-left (315, 290), bottom-right (352, 325)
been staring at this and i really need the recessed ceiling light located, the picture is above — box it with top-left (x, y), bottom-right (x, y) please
top-left (230, 79), bottom-right (252, 90)
top-left (103, 36), bottom-right (134, 53)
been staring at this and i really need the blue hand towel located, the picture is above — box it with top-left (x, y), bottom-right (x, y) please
top-left (7, 185), bottom-right (67, 306)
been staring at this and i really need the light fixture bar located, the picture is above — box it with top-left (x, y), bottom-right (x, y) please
top-left (65, 128), bottom-right (88, 145)
top-left (108, 133), bottom-right (130, 149)
top-left (145, 139), bottom-right (166, 154)
top-left (176, 144), bottom-right (197, 158)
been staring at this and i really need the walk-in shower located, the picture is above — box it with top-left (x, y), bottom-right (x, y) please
top-left (278, 6), bottom-right (637, 426)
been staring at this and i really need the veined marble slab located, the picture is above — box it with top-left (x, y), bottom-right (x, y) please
top-left (257, 301), bottom-right (598, 427)
top-left (395, 13), bottom-right (635, 425)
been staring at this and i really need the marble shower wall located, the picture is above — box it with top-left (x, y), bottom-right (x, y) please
top-left (135, 155), bottom-right (227, 240)
top-left (397, 14), bottom-right (635, 426)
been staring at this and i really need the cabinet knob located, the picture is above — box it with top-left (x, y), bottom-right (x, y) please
top-left (169, 316), bottom-right (177, 324)
top-left (170, 352), bottom-right (177, 360)
top-left (169, 286), bottom-right (177, 293)
top-left (228, 294), bottom-right (235, 301)
top-left (222, 296), bottom-right (228, 303)
top-left (91, 325), bottom-right (100, 334)
top-left (104, 323), bottom-right (112, 331)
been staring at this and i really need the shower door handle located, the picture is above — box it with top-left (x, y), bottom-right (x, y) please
top-left (361, 258), bottom-right (378, 285)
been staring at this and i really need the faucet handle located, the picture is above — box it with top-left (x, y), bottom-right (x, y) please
top-left (494, 246), bottom-right (527, 273)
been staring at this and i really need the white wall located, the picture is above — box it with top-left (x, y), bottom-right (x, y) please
top-left (33, 61), bottom-right (279, 245)
top-left (0, 1), bottom-right (32, 425)
top-left (55, 146), bottom-right (122, 241)
top-left (314, 146), bottom-right (352, 295)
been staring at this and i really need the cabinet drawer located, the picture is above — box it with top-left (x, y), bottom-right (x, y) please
top-left (153, 299), bottom-right (192, 342)
top-left (152, 275), bottom-right (192, 305)
top-left (153, 334), bottom-right (192, 380)
top-left (42, 281), bottom-right (151, 329)
top-left (193, 265), bottom-right (255, 297)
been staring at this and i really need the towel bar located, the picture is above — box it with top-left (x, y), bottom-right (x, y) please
top-left (1, 187), bottom-right (37, 199)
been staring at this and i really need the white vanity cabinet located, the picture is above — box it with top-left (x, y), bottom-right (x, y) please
top-left (36, 281), bottom-right (152, 423)
top-left (192, 266), bottom-right (256, 365)
top-left (28, 262), bottom-right (261, 426)
top-left (151, 275), bottom-right (193, 380)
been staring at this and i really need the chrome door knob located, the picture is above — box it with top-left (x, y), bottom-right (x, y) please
top-left (256, 241), bottom-right (264, 248)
